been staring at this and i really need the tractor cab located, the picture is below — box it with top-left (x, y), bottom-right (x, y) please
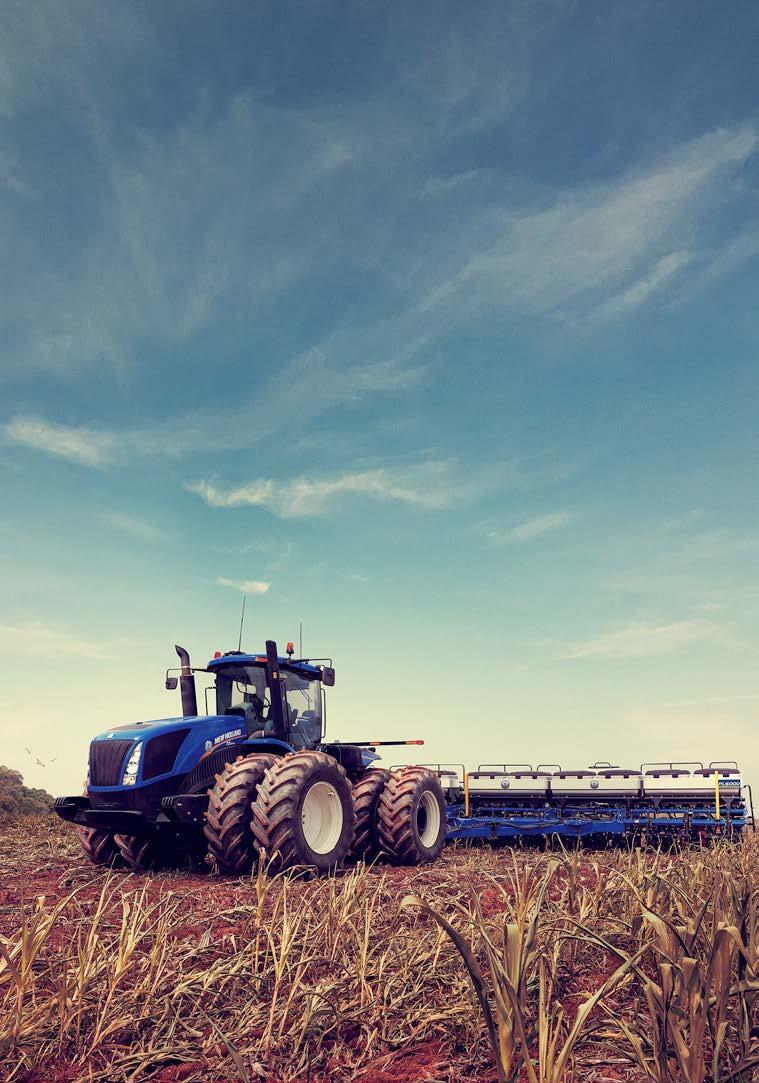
top-left (207, 652), bottom-right (326, 750)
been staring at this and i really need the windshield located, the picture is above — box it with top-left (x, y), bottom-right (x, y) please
top-left (283, 671), bottom-right (323, 749)
top-left (215, 664), bottom-right (322, 748)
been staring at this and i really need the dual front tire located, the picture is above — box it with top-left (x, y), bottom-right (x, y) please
top-left (75, 825), bottom-right (194, 872)
top-left (205, 749), bottom-right (356, 875)
top-left (204, 754), bottom-right (278, 874)
top-left (75, 826), bottom-right (121, 867)
top-left (251, 750), bottom-right (355, 874)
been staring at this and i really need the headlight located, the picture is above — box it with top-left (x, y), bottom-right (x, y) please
top-left (122, 743), bottom-right (143, 786)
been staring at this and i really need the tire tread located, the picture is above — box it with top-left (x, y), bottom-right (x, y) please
top-left (350, 768), bottom-right (392, 860)
top-left (251, 750), bottom-right (354, 873)
top-left (377, 766), bottom-right (446, 866)
top-left (204, 753), bottom-right (278, 875)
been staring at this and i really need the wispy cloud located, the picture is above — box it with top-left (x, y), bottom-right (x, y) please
top-left (188, 461), bottom-right (479, 518)
top-left (101, 511), bottom-right (167, 542)
top-left (217, 577), bottom-right (270, 595)
top-left (0, 1), bottom-right (535, 390)
top-left (0, 90), bottom-right (365, 378)
top-left (2, 347), bottom-right (425, 467)
top-left (601, 250), bottom-right (693, 315)
top-left (416, 123), bottom-right (758, 326)
top-left (675, 229), bottom-right (759, 304)
top-left (0, 621), bottom-right (111, 659)
top-left (4, 8), bottom-right (755, 396)
top-left (3, 416), bottom-right (115, 467)
top-left (605, 526), bottom-right (759, 598)
top-left (677, 530), bottom-right (759, 564)
top-left (558, 618), bottom-right (731, 660)
top-left (4, 118), bottom-right (757, 477)
top-left (488, 511), bottom-right (573, 543)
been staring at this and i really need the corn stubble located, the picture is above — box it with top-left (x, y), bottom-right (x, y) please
top-left (0, 819), bottom-right (756, 1082)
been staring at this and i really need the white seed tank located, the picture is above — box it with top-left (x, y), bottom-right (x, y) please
top-left (468, 765), bottom-right (551, 798)
top-left (461, 761), bottom-right (742, 802)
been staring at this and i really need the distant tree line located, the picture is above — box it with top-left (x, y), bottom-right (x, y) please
top-left (0, 765), bottom-right (54, 816)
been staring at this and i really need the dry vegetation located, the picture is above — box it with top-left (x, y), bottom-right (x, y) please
top-left (0, 818), bottom-right (757, 1083)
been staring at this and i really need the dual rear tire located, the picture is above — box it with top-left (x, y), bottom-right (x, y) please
top-left (348, 765), bottom-right (447, 865)
top-left (376, 766), bottom-right (447, 866)
top-left (350, 768), bottom-right (392, 861)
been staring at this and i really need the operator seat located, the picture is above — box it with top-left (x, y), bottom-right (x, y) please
top-left (296, 709), bottom-right (319, 744)
top-left (225, 701), bottom-right (265, 738)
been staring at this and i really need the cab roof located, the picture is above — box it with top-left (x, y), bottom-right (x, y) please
top-left (206, 651), bottom-right (323, 680)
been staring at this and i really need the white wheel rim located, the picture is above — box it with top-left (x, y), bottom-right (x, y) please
top-left (301, 781), bottom-right (343, 855)
top-left (417, 790), bottom-right (441, 847)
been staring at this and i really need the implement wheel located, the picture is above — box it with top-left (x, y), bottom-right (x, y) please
top-left (204, 754), bottom-right (278, 875)
top-left (75, 826), bottom-right (121, 867)
top-left (251, 750), bottom-right (355, 874)
top-left (350, 768), bottom-right (392, 862)
top-left (377, 766), bottom-right (447, 865)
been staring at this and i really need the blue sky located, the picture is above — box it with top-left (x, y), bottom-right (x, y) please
top-left (2, 1), bottom-right (759, 796)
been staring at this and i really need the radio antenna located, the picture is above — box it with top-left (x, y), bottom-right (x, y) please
top-left (299, 620), bottom-right (303, 657)
top-left (237, 596), bottom-right (246, 652)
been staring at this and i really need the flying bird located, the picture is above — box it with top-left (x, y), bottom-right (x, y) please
top-left (35, 758), bottom-right (46, 767)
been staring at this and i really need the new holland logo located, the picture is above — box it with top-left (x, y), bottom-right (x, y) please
top-left (214, 728), bottom-right (243, 746)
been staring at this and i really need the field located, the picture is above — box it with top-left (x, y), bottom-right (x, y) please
top-left (0, 819), bottom-right (757, 1083)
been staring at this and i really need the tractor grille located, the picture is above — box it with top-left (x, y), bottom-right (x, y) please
top-left (89, 739), bottom-right (132, 787)
top-left (181, 747), bottom-right (243, 794)
top-left (142, 729), bottom-right (190, 782)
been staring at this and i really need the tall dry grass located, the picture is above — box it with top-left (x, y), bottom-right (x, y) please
top-left (0, 819), bottom-right (757, 1082)
top-left (404, 841), bottom-right (758, 1082)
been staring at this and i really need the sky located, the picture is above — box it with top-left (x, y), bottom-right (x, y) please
top-left (2, 1), bottom-right (759, 800)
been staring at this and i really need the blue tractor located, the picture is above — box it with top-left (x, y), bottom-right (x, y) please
top-left (54, 640), bottom-right (447, 874)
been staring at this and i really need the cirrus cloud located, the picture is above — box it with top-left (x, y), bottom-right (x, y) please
top-left (558, 618), bottom-right (736, 661)
top-left (217, 577), bottom-right (270, 595)
top-left (488, 511), bottom-right (573, 543)
top-left (3, 416), bottom-right (116, 468)
top-left (0, 620), bottom-right (111, 659)
top-left (187, 461), bottom-right (475, 518)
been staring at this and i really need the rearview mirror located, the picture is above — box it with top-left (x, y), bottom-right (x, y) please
top-left (320, 666), bottom-right (335, 687)
top-left (165, 676), bottom-right (178, 691)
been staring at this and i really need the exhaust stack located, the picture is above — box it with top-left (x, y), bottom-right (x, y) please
top-left (175, 644), bottom-right (198, 717)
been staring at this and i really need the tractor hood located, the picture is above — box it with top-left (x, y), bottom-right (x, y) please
top-left (87, 715), bottom-right (271, 791)
top-left (92, 715), bottom-right (228, 742)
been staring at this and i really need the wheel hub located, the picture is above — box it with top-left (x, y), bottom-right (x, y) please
top-left (301, 781), bottom-right (343, 854)
top-left (417, 790), bottom-right (441, 847)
